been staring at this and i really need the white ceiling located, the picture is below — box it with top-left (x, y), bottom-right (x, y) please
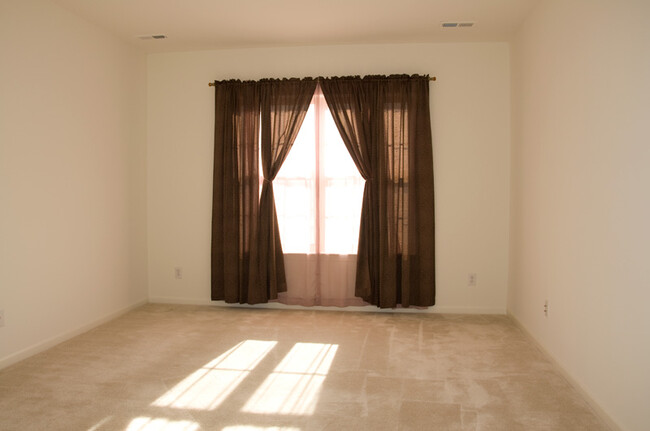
top-left (52, 0), bottom-right (541, 53)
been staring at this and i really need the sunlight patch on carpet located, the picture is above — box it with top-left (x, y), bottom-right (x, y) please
top-left (152, 340), bottom-right (277, 410)
top-left (241, 342), bottom-right (338, 415)
top-left (126, 417), bottom-right (199, 431)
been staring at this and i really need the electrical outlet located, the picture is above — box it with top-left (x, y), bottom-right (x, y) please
top-left (0, 309), bottom-right (4, 327)
top-left (174, 267), bottom-right (183, 280)
top-left (468, 273), bottom-right (477, 287)
top-left (544, 300), bottom-right (549, 317)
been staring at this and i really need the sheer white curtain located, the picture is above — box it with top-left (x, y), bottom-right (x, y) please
top-left (272, 87), bottom-right (366, 306)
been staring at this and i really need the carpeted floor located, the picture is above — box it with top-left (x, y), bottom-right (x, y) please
top-left (0, 304), bottom-right (610, 430)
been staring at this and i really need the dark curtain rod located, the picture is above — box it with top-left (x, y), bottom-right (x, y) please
top-left (208, 76), bottom-right (436, 87)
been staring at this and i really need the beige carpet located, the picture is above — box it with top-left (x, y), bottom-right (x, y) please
top-left (0, 304), bottom-right (610, 430)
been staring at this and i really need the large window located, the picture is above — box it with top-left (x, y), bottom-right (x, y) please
top-left (272, 88), bottom-right (365, 255)
top-left (212, 75), bottom-right (434, 307)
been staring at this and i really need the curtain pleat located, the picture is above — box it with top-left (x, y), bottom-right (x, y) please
top-left (211, 80), bottom-right (261, 303)
top-left (257, 78), bottom-right (318, 303)
top-left (321, 75), bottom-right (435, 308)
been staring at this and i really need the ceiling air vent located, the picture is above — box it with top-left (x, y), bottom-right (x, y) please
top-left (441, 22), bottom-right (475, 28)
top-left (137, 34), bottom-right (167, 40)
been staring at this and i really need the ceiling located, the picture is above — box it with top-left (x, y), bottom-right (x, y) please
top-left (52, 0), bottom-right (541, 53)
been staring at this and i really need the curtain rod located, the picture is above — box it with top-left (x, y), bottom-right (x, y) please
top-left (208, 76), bottom-right (436, 87)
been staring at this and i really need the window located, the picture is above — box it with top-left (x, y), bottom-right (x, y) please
top-left (272, 87), bottom-right (365, 255)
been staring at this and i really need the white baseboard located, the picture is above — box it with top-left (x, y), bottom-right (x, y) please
top-left (148, 296), bottom-right (213, 306)
top-left (430, 305), bottom-right (506, 314)
top-left (148, 296), bottom-right (505, 315)
top-left (507, 311), bottom-right (621, 431)
top-left (0, 299), bottom-right (148, 371)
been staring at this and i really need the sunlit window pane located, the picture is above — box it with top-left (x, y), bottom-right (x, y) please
top-left (274, 91), bottom-right (364, 255)
top-left (322, 112), bottom-right (359, 178)
top-left (277, 107), bottom-right (316, 179)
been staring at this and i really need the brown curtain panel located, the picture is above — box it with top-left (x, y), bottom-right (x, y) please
top-left (257, 78), bottom-right (317, 303)
top-left (318, 78), bottom-right (376, 303)
top-left (211, 80), bottom-right (262, 303)
top-left (321, 75), bottom-right (435, 308)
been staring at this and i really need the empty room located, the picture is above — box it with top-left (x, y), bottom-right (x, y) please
top-left (1, 0), bottom-right (649, 430)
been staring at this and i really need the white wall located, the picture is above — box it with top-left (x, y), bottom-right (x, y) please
top-left (0, 0), bottom-right (148, 367)
top-left (509, 1), bottom-right (650, 430)
top-left (147, 43), bottom-right (511, 313)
